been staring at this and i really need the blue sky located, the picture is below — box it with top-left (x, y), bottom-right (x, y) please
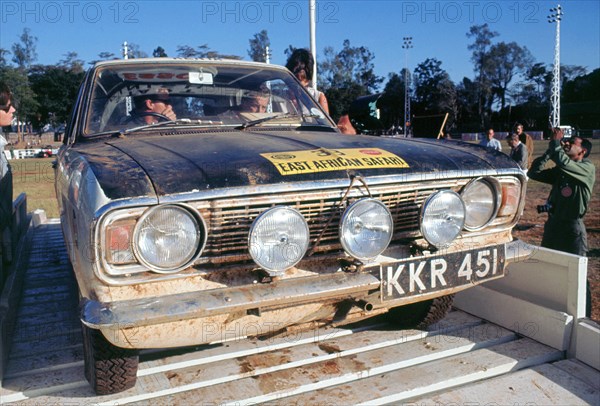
top-left (1, 0), bottom-right (599, 86)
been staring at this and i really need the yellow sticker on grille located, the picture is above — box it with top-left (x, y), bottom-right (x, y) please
top-left (261, 148), bottom-right (409, 175)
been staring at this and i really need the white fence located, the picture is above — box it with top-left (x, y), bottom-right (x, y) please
top-left (3, 149), bottom-right (59, 160)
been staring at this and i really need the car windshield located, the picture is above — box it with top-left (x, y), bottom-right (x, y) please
top-left (83, 61), bottom-right (334, 136)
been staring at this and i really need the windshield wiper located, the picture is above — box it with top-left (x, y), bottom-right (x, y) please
top-left (112, 118), bottom-right (223, 137)
top-left (235, 113), bottom-right (321, 130)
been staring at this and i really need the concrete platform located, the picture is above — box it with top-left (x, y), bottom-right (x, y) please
top-left (0, 222), bottom-right (598, 405)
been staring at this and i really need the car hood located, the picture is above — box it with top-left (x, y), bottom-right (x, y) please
top-left (81, 130), bottom-right (518, 200)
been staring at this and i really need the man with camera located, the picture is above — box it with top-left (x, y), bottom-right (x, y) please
top-left (529, 127), bottom-right (595, 315)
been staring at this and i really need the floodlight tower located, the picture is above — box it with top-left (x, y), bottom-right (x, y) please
top-left (402, 37), bottom-right (413, 137)
top-left (548, 5), bottom-right (563, 128)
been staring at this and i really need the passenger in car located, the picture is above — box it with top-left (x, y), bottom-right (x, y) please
top-left (223, 86), bottom-right (271, 118)
top-left (239, 90), bottom-right (269, 113)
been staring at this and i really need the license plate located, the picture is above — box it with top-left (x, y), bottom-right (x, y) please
top-left (370, 245), bottom-right (506, 300)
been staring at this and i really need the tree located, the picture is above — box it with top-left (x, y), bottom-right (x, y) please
top-left (59, 51), bottom-right (85, 74)
top-left (0, 66), bottom-right (39, 138)
top-left (319, 40), bottom-right (382, 92)
top-left (29, 65), bottom-right (85, 124)
top-left (562, 68), bottom-right (598, 103)
top-left (467, 24), bottom-right (498, 127)
top-left (176, 45), bottom-right (197, 58)
top-left (527, 62), bottom-right (548, 102)
top-left (248, 30), bottom-right (270, 62)
top-left (153, 46), bottom-right (168, 57)
top-left (11, 28), bottom-right (38, 70)
top-left (176, 44), bottom-right (241, 60)
top-left (413, 58), bottom-right (457, 127)
top-left (485, 41), bottom-right (534, 110)
top-left (456, 77), bottom-right (481, 131)
top-left (380, 71), bottom-right (409, 130)
top-left (318, 40), bottom-right (382, 120)
top-left (561, 65), bottom-right (587, 84)
top-left (89, 51), bottom-right (116, 65)
top-left (0, 48), bottom-right (10, 66)
top-left (126, 43), bottom-right (148, 59)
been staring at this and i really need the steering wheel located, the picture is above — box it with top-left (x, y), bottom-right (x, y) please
top-left (125, 111), bottom-right (172, 124)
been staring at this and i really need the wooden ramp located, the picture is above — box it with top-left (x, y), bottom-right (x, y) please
top-left (1, 223), bottom-right (598, 405)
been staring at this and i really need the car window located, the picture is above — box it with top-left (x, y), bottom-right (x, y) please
top-left (83, 63), bottom-right (333, 135)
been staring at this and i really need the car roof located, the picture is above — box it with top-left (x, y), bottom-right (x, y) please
top-left (92, 57), bottom-right (289, 72)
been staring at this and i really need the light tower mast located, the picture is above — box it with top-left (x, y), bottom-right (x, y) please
top-left (548, 5), bottom-right (563, 128)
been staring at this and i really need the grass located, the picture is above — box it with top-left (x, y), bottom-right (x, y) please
top-left (11, 138), bottom-right (600, 223)
top-left (11, 157), bottom-right (59, 218)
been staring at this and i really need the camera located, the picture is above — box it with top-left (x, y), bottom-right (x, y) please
top-left (537, 203), bottom-right (552, 214)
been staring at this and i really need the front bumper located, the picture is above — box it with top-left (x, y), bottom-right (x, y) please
top-left (81, 272), bottom-right (379, 329)
top-left (81, 240), bottom-right (534, 330)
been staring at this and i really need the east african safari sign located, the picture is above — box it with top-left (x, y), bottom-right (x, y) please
top-left (261, 148), bottom-right (410, 175)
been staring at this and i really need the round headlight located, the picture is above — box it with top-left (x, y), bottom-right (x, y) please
top-left (461, 178), bottom-right (500, 230)
top-left (420, 190), bottom-right (465, 248)
top-left (249, 207), bottom-right (309, 272)
top-left (340, 198), bottom-right (393, 260)
top-left (134, 205), bottom-right (203, 272)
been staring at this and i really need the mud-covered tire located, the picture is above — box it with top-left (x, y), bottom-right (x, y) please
top-left (82, 324), bottom-right (139, 395)
top-left (386, 294), bottom-right (454, 329)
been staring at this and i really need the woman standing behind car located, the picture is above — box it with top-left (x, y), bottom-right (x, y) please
top-left (285, 48), bottom-right (329, 115)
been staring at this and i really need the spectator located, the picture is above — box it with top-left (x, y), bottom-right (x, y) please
top-left (285, 48), bottom-right (329, 115)
top-left (515, 123), bottom-right (534, 168)
top-left (528, 128), bottom-right (596, 316)
top-left (0, 81), bottom-right (15, 256)
top-left (507, 133), bottom-right (528, 170)
top-left (480, 128), bottom-right (502, 151)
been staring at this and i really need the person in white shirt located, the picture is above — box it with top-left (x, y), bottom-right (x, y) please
top-left (480, 128), bottom-right (502, 151)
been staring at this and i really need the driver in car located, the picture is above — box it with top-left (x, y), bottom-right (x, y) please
top-left (131, 88), bottom-right (177, 124)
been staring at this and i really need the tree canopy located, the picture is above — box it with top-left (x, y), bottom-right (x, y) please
top-left (0, 26), bottom-right (596, 134)
top-left (248, 30), bottom-right (270, 62)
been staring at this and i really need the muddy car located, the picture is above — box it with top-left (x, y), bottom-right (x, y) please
top-left (54, 58), bottom-right (526, 394)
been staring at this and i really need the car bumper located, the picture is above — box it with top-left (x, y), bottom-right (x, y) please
top-left (81, 240), bottom-right (533, 331)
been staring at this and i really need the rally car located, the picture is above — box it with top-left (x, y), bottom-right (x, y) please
top-left (54, 58), bottom-right (527, 394)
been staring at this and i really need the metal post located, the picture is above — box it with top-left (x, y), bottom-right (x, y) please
top-left (122, 42), bottom-right (132, 115)
top-left (309, 0), bottom-right (317, 91)
top-left (265, 46), bottom-right (273, 113)
top-left (402, 37), bottom-right (413, 137)
top-left (548, 5), bottom-right (563, 128)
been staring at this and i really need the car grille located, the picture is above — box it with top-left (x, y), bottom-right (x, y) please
top-left (192, 179), bottom-right (468, 264)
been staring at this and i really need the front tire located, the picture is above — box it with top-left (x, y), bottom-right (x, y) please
top-left (82, 324), bottom-right (139, 395)
top-left (386, 294), bottom-right (454, 329)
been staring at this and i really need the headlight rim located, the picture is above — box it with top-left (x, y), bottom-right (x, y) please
top-left (339, 197), bottom-right (394, 261)
top-left (420, 189), bottom-right (466, 248)
top-left (132, 203), bottom-right (206, 274)
top-left (461, 177), bottom-right (502, 231)
top-left (248, 206), bottom-right (310, 273)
